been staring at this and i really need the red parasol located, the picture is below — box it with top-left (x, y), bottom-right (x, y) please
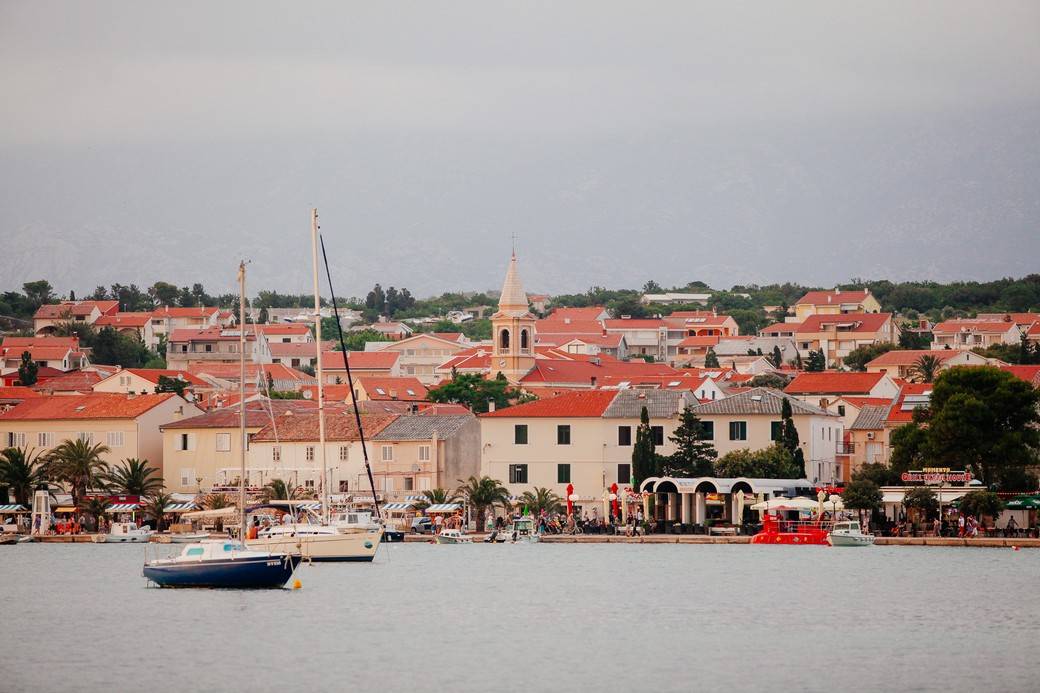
top-left (566, 483), bottom-right (574, 516)
top-left (610, 483), bottom-right (619, 517)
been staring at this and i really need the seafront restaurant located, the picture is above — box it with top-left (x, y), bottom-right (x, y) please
top-left (639, 476), bottom-right (813, 533)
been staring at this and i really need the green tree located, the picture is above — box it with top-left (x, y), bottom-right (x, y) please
top-left (852, 462), bottom-right (901, 486)
top-left (805, 349), bottom-right (826, 372)
top-left (17, 351), bottom-right (38, 386)
top-left (261, 478), bottom-right (306, 501)
top-left (413, 487), bottom-right (460, 512)
top-left (46, 439), bottom-right (111, 506)
top-left (768, 345), bottom-right (783, 368)
top-left (518, 487), bottom-right (564, 515)
top-left (840, 478), bottom-right (882, 526)
top-left (778, 398), bottom-right (807, 478)
top-left (455, 476), bottom-right (511, 531)
top-left (154, 375), bottom-right (187, 397)
top-left (902, 486), bottom-right (939, 522)
top-left (78, 496), bottom-right (112, 530)
top-left (662, 406), bottom-right (716, 476)
top-left (746, 373), bottom-right (790, 389)
top-left (142, 492), bottom-right (174, 531)
top-left (203, 493), bottom-right (232, 510)
top-left (427, 372), bottom-right (521, 414)
top-left (0, 446), bottom-right (49, 507)
top-left (631, 406), bottom-right (657, 488)
top-left (910, 354), bottom-right (943, 383)
top-left (106, 458), bottom-right (163, 495)
top-left (148, 281), bottom-right (180, 307)
top-left (704, 348), bottom-right (720, 368)
top-left (22, 280), bottom-right (54, 309)
top-left (957, 490), bottom-right (1004, 526)
top-left (924, 366), bottom-right (1040, 487)
top-left (713, 444), bottom-right (803, 479)
top-left (842, 343), bottom-right (895, 371)
top-left (898, 327), bottom-right (932, 350)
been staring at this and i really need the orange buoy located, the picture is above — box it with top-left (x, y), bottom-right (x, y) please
top-left (293, 579), bottom-right (302, 589)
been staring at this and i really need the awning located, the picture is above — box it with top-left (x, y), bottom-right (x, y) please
top-left (293, 502), bottom-right (321, 512)
top-left (108, 503), bottom-right (139, 512)
top-left (165, 503), bottom-right (197, 512)
top-left (0, 504), bottom-right (27, 512)
top-left (882, 492), bottom-right (904, 504)
top-left (382, 502), bottom-right (414, 511)
top-left (882, 489), bottom-right (971, 504)
top-left (425, 503), bottom-right (461, 513)
top-left (181, 507), bottom-right (238, 520)
top-left (55, 506), bottom-right (78, 513)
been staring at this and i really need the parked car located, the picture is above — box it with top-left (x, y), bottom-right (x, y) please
top-left (410, 517), bottom-right (432, 534)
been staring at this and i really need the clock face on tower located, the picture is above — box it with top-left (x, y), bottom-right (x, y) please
top-left (498, 359), bottom-right (506, 367)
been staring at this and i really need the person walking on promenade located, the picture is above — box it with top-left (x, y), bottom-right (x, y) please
top-left (957, 514), bottom-right (965, 538)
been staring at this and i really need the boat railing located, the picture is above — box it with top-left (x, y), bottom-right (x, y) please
top-left (761, 515), bottom-right (836, 533)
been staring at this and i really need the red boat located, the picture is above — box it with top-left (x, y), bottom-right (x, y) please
top-left (750, 512), bottom-right (831, 545)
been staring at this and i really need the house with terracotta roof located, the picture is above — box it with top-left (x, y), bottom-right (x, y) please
top-left (794, 312), bottom-right (899, 367)
top-left (865, 349), bottom-right (990, 380)
top-left (480, 390), bottom-right (694, 504)
top-left (32, 300), bottom-right (119, 335)
top-left (247, 406), bottom-right (397, 495)
top-left (543, 306), bottom-right (610, 322)
top-left (353, 376), bottom-right (428, 403)
top-left (160, 400), bottom-right (316, 492)
top-left (785, 371), bottom-right (900, 409)
top-left (759, 322), bottom-right (801, 339)
top-left (256, 322), bottom-right (314, 344)
top-left (361, 333), bottom-right (470, 385)
top-left (714, 336), bottom-right (798, 366)
top-left (166, 327), bottom-right (270, 370)
top-left (31, 368), bottom-right (114, 395)
top-left (662, 311), bottom-right (740, 362)
top-left (844, 382), bottom-right (933, 474)
top-left (0, 336), bottom-right (89, 376)
top-left (976, 313), bottom-right (1040, 330)
top-left (681, 354), bottom-right (776, 375)
top-left (0, 392), bottom-right (202, 479)
top-left (930, 318), bottom-right (1022, 351)
top-left (93, 368), bottom-right (207, 396)
top-left (691, 388), bottom-right (844, 484)
top-left (793, 288), bottom-right (881, 320)
top-left (352, 321), bottom-right (413, 341)
top-left (93, 312), bottom-right (156, 346)
top-left (602, 318), bottom-right (668, 361)
top-left (822, 396), bottom-right (894, 429)
top-left (557, 333), bottom-right (628, 360)
top-left (321, 350), bottom-right (402, 383)
top-left (188, 363), bottom-right (314, 393)
top-left (149, 306), bottom-right (224, 347)
top-left (0, 386), bottom-right (42, 413)
top-left (1000, 365), bottom-right (1040, 388)
top-left (267, 341), bottom-right (322, 370)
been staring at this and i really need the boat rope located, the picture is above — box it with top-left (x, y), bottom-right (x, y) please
top-left (318, 233), bottom-right (381, 522)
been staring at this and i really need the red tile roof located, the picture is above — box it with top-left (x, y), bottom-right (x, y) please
top-left (299, 384), bottom-right (354, 402)
top-left (932, 319), bottom-right (1019, 334)
top-left (321, 351), bottom-right (400, 370)
top-left (603, 319), bottom-right (666, 329)
top-left (251, 407), bottom-right (396, 441)
top-left (162, 399), bottom-right (317, 429)
top-left (430, 332), bottom-right (465, 342)
top-left (94, 312), bottom-right (152, 328)
top-left (837, 396), bottom-right (893, 409)
top-left (268, 342), bottom-right (318, 358)
top-left (168, 327), bottom-right (255, 343)
top-left (520, 358), bottom-right (678, 385)
top-left (152, 306), bottom-right (221, 319)
top-left (1000, 365), bottom-right (1040, 387)
top-left (188, 363), bottom-right (312, 382)
top-left (865, 350), bottom-right (963, 367)
top-left (0, 386), bottom-right (43, 401)
top-left (122, 368), bottom-right (207, 386)
top-left (678, 335), bottom-right (721, 348)
top-left (356, 376), bottom-right (428, 401)
top-left (31, 370), bottom-right (103, 393)
top-left (482, 390), bottom-right (617, 418)
top-left (760, 322), bottom-right (801, 335)
top-left (886, 383), bottom-right (933, 423)
top-left (797, 313), bottom-right (892, 335)
top-left (535, 319), bottom-right (606, 335)
top-left (0, 392), bottom-right (177, 420)
top-left (785, 371), bottom-right (887, 394)
top-left (1, 336), bottom-right (80, 362)
top-left (257, 324), bottom-right (312, 336)
top-left (795, 290), bottom-right (871, 306)
top-left (544, 307), bottom-right (608, 322)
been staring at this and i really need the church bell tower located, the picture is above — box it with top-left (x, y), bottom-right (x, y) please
top-left (491, 252), bottom-right (536, 383)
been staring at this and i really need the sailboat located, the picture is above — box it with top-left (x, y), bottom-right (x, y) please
top-left (245, 209), bottom-right (384, 562)
top-left (143, 262), bottom-right (301, 588)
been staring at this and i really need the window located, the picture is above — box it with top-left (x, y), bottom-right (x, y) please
top-left (514, 424), bottom-right (528, 445)
top-left (420, 477), bottom-right (431, 490)
top-left (77, 432), bottom-right (93, 444)
top-left (304, 479), bottom-right (315, 489)
top-left (339, 445), bottom-right (349, 461)
top-left (557, 425), bottom-right (571, 445)
top-left (38, 432), bottom-right (54, 447)
top-left (7, 432), bottom-right (25, 447)
top-left (179, 468), bottom-right (193, 487)
top-left (729, 421), bottom-right (747, 441)
top-left (509, 464), bottom-right (528, 484)
top-left (384, 477), bottom-right (395, 492)
top-left (520, 329), bottom-right (529, 350)
top-left (557, 463), bottom-right (571, 483)
top-left (215, 432), bottom-right (231, 452)
top-left (771, 422), bottom-right (782, 441)
top-left (338, 480), bottom-right (349, 492)
top-left (699, 421), bottom-right (714, 440)
top-left (403, 477), bottom-right (414, 491)
top-left (617, 426), bottom-right (632, 446)
top-left (499, 328), bottom-right (510, 351)
top-left (617, 463), bottom-right (631, 484)
top-left (651, 426), bottom-right (664, 446)
top-left (418, 445), bottom-right (431, 462)
top-left (176, 433), bottom-right (193, 451)
top-left (381, 445), bottom-right (394, 461)
top-left (272, 446), bottom-right (281, 462)
top-left (106, 431), bottom-right (124, 448)
top-left (305, 446), bottom-right (315, 461)
top-left (837, 405), bottom-right (846, 416)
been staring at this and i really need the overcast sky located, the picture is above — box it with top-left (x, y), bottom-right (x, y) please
top-left (1, 1), bottom-right (1038, 299)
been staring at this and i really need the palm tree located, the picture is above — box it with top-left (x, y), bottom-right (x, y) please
top-left (414, 487), bottom-right (460, 512)
top-left (518, 487), bottom-right (563, 516)
top-left (78, 496), bottom-right (112, 531)
top-left (46, 439), bottom-right (111, 506)
top-left (261, 478), bottom-right (307, 502)
top-left (0, 446), bottom-right (49, 507)
top-left (911, 354), bottom-right (943, 383)
top-left (106, 458), bottom-right (163, 496)
top-left (455, 476), bottom-right (511, 531)
top-left (141, 492), bottom-right (173, 531)
top-left (202, 493), bottom-right (232, 510)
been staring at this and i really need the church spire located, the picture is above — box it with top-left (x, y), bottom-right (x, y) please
top-left (498, 251), bottom-right (529, 314)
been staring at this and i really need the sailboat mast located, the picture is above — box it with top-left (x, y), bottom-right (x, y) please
top-left (311, 208), bottom-right (330, 523)
top-left (237, 260), bottom-right (247, 542)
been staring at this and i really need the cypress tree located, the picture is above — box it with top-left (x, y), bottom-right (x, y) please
top-left (779, 397), bottom-right (806, 478)
top-left (17, 351), bottom-right (38, 386)
top-left (631, 406), bottom-right (657, 488)
top-left (664, 405), bottom-right (717, 477)
top-left (704, 348), bottom-right (720, 368)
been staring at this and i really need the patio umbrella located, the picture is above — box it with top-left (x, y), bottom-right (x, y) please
top-left (566, 483), bottom-right (574, 516)
top-left (751, 497), bottom-right (820, 512)
top-left (642, 492), bottom-right (651, 521)
top-left (735, 490), bottom-right (745, 524)
top-left (1005, 495), bottom-right (1040, 510)
top-left (610, 483), bottom-right (619, 518)
top-left (817, 489), bottom-right (827, 516)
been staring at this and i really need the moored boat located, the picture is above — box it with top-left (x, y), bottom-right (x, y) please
top-left (828, 521), bottom-right (875, 547)
top-left (96, 522), bottom-right (154, 543)
top-left (169, 532), bottom-right (211, 543)
top-left (248, 522), bottom-right (382, 561)
top-left (143, 540), bottom-right (300, 588)
top-left (435, 529), bottom-right (473, 544)
top-left (510, 517), bottom-right (540, 543)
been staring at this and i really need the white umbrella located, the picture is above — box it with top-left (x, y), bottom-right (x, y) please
top-left (751, 497), bottom-right (819, 511)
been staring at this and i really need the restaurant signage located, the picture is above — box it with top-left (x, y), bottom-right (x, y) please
top-left (900, 468), bottom-right (972, 484)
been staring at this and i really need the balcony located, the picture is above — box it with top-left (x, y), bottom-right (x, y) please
top-left (836, 442), bottom-right (855, 455)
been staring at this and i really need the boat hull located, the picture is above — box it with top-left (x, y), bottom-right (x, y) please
top-left (247, 529), bottom-right (381, 562)
top-left (435, 536), bottom-right (472, 544)
top-left (143, 554), bottom-right (301, 588)
top-left (751, 530), bottom-right (829, 545)
top-left (828, 533), bottom-right (876, 547)
top-left (96, 533), bottom-right (152, 543)
top-left (169, 533), bottom-right (211, 543)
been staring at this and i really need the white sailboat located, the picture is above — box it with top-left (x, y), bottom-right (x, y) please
top-left (246, 209), bottom-right (383, 562)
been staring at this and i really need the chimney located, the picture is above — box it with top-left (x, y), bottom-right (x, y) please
top-left (819, 397), bottom-right (829, 409)
top-left (487, 399), bottom-right (495, 413)
top-left (590, 376), bottom-right (597, 388)
top-left (389, 389), bottom-right (398, 400)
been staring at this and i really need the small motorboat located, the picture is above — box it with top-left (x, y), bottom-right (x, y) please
top-left (0, 534), bottom-right (20, 545)
top-left (168, 532), bottom-right (211, 543)
top-left (143, 540), bottom-right (301, 588)
top-left (510, 517), bottom-right (540, 543)
top-left (435, 529), bottom-right (473, 544)
top-left (330, 510), bottom-right (404, 542)
top-left (828, 521), bottom-right (876, 547)
top-left (95, 522), bottom-right (154, 543)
